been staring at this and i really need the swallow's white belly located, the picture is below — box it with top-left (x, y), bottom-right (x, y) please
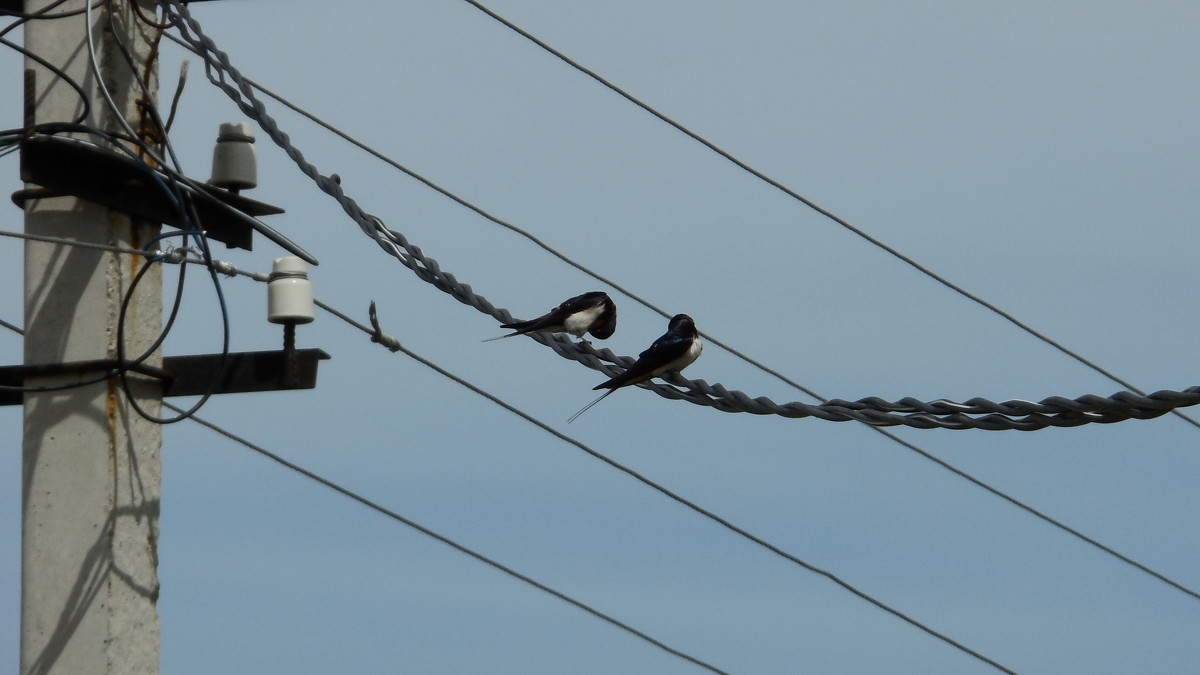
top-left (563, 305), bottom-right (604, 336)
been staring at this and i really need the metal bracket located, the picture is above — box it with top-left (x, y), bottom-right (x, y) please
top-left (162, 348), bottom-right (331, 397)
top-left (15, 135), bottom-right (317, 264)
top-left (0, 349), bottom-right (331, 406)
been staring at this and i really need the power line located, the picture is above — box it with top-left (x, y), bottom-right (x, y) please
top-left (155, 8), bottom-right (1200, 430)
top-left (9, 3), bottom-right (1180, 667)
top-left (156, 27), bottom-right (829, 408)
top-left (22, 247), bottom-right (1019, 667)
top-left (310, 298), bottom-right (1016, 674)
top-left (0, 225), bottom-right (173, 258)
top-left (158, 1), bottom-right (1200, 601)
top-left (14, 225), bottom-right (1195, 604)
top-left (163, 400), bottom-right (735, 675)
top-left (455, 0), bottom-right (1200, 434)
top-left (0, 1), bottom-right (99, 125)
top-left (863, 426), bottom-right (1200, 601)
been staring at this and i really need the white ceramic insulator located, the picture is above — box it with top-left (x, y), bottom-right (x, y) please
top-left (210, 122), bottom-right (258, 190)
top-left (268, 257), bottom-right (314, 324)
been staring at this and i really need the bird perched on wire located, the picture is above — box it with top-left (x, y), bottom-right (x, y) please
top-left (569, 314), bottom-right (702, 423)
top-left (485, 291), bottom-right (617, 342)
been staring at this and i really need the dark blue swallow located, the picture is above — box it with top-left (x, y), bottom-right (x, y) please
top-left (568, 314), bottom-right (702, 422)
top-left (486, 291), bottom-right (617, 342)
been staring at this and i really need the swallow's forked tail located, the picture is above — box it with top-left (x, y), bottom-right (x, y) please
top-left (567, 388), bottom-right (616, 423)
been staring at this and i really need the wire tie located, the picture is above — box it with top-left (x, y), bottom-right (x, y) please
top-left (368, 301), bottom-right (401, 352)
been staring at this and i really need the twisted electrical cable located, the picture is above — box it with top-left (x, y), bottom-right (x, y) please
top-left (455, 0), bottom-right (1200, 434)
top-left (154, 6), bottom-right (1200, 606)
top-left (188, 246), bottom-right (1200, 611)
top-left (159, 0), bottom-right (1199, 431)
top-left (138, 25), bottom-right (1200, 594)
top-left (312, 299), bottom-right (1017, 674)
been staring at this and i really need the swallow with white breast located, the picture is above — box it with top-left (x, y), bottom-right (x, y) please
top-left (568, 313), bottom-right (702, 423)
top-left (485, 291), bottom-right (617, 342)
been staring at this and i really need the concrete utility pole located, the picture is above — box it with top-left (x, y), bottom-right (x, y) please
top-left (21, 1), bottom-right (163, 673)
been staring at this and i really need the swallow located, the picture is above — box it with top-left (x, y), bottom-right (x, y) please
top-left (485, 291), bottom-right (617, 342)
top-left (568, 313), bottom-right (702, 423)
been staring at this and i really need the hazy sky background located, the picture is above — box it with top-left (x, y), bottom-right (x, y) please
top-left (2, 1), bottom-right (1199, 673)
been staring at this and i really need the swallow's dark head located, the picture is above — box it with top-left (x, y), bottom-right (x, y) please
top-left (589, 295), bottom-right (618, 339)
top-left (667, 314), bottom-right (696, 336)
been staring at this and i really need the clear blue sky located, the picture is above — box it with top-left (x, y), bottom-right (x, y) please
top-left (2, 1), bottom-right (1199, 673)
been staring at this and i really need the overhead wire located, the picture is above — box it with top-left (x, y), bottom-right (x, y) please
top-left (1, 121), bottom-right (223, 413)
top-left (160, 259), bottom-right (1015, 671)
top-left (455, 0), bottom-right (1200, 433)
top-left (0, 10), bottom-right (1176, 658)
top-left (0, 224), bottom-right (199, 397)
top-left (151, 27), bottom-right (833, 414)
top-left (28, 228), bottom-right (1021, 667)
top-left (315, 297), bottom-right (1016, 673)
top-left (82, 0), bottom-right (232, 423)
top-left (0, 8), bottom-right (1025, 667)
top-left (157, 2), bottom-right (1200, 430)
top-left (1, 0), bottom-right (106, 125)
top-left (164, 251), bottom-right (1200, 605)
top-left (0, 118), bottom-right (204, 404)
top-left (0, 18), bottom-right (998, 672)
top-left (162, 400), bottom-right (736, 675)
top-left (155, 28), bottom-right (828, 408)
top-left (1, 4), bottom-right (198, 404)
top-left (154, 0), bottom-right (1200, 596)
top-left (0, 40), bottom-right (91, 126)
top-left (0, 224), bottom-right (174, 257)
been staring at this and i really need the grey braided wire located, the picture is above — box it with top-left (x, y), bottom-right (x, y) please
top-left (162, 0), bottom-right (1200, 431)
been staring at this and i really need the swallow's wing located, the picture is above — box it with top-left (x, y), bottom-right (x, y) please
top-left (595, 332), bottom-right (692, 391)
top-left (498, 308), bottom-right (559, 333)
top-left (499, 292), bottom-right (605, 332)
top-left (556, 292), bottom-right (607, 316)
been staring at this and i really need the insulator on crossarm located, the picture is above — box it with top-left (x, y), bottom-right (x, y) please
top-left (210, 122), bottom-right (258, 192)
top-left (268, 257), bottom-right (314, 325)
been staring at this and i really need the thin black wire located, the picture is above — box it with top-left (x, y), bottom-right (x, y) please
top-left (200, 58), bottom-right (832, 407)
top-left (2, 123), bottom-right (195, 399)
top-left (1, 0), bottom-right (104, 125)
top-left (82, 20), bottom-right (212, 422)
top-left (151, 29), bottom-right (1197, 429)
top-left (315, 299), bottom-right (1017, 674)
top-left (156, 1), bottom-right (1196, 427)
top-left (0, 35), bottom-right (92, 125)
top-left (864, 426), bottom-right (1200, 600)
top-left (1, 228), bottom-right (191, 397)
top-left (0, 286), bottom-right (130, 395)
top-left (164, 401), bottom-right (735, 675)
top-left (162, 71), bottom-right (1200, 593)
top-left (457, 0), bottom-right (1200, 432)
top-left (116, 226), bottom-right (228, 425)
top-left (96, 0), bottom-right (233, 423)
top-left (156, 0), bottom-right (1200, 599)
top-left (0, 219), bottom-right (163, 255)
top-left (12, 121), bottom-right (224, 416)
